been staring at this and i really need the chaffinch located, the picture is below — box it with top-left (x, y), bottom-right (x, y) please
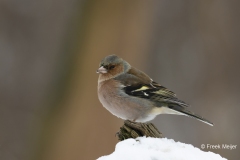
top-left (97, 55), bottom-right (213, 126)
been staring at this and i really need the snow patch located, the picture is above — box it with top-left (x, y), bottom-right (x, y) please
top-left (97, 137), bottom-right (227, 160)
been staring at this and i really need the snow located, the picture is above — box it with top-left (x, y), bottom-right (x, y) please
top-left (97, 137), bottom-right (227, 160)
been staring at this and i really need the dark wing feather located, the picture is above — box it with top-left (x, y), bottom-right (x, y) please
top-left (114, 67), bottom-right (190, 107)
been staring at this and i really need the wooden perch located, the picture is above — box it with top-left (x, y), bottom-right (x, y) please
top-left (117, 120), bottom-right (163, 141)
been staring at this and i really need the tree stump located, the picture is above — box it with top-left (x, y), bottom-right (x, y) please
top-left (117, 120), bottom-right (163, 141)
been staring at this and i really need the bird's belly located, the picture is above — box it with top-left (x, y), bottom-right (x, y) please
top-left (98, 82), bottom-right (155, 122)
top-left (98, 88), bottom-right (133, 120)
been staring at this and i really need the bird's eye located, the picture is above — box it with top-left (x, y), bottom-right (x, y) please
top-left (109, 65), bottom-right (115, 70)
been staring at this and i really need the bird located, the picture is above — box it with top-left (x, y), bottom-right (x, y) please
top-left (97, 55), bottom-right (213, 126)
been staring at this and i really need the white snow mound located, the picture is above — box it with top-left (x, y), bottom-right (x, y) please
top-left (97, 137), bottom-right (227, 160)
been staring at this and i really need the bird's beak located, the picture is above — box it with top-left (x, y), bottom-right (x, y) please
top-left (96, 66), bottom-right (107, 74)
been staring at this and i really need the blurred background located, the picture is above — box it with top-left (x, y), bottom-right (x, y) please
top-left (0, 0), bottom-right (239, 160)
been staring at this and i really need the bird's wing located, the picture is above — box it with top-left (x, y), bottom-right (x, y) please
top-left (114, 67), bottom-right (190, 107)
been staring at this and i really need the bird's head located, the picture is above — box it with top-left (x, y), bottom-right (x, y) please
top-left (97, 55), bottom-right (130, 81)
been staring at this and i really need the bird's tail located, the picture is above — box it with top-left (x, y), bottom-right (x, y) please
top-left (168, 105), bottom-right (214, 126)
